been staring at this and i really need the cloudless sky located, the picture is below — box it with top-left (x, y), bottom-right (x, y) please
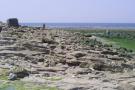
top-left (0, 0), bottom-right (135, 23)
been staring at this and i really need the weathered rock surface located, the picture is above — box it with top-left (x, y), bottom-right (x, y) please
top-left (70, 51), bottom-right (87, 58)
top-left (0, 25), bottom-right (135, 90)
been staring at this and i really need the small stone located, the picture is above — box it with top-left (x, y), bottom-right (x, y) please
top-left (50, 45), bottom-right (56, 50)
top-left (101, 50), bottom-right (118, 55)
top-left (66, 59), bottom-right (81, 66)
top-left (42, 38), bottom-right (58, 44)
top-left (10, 66), bottom-right (29, 78)
top-left (8, 73), bottom-right (17, 80)
top-left (71, 51), bottom-right (87, 58)
top-left (38, 58), bottom-right (44, 62)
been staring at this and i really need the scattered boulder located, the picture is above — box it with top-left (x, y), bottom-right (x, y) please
top-left (8, 72), bottom-right (17, 80)
top-left (84, 34), bottom-right (92, 37)
top-left (9, 66), bottom-right (29, 79)
top-left (79, 62), bottom-right (91, 68)
top-left (23, 43), bottom-right (50, 53)
top-left (74, 68), bottom-right (92, 75)
top-left (36, 67), bottom-right (66, 72)
top-left (108, 55), bottom-right (124, 61)
top-left (101, 50), bottom-right (118, 55)
top-left (38, 58), bottom-right (44, 62)
top-left (50, 45), bottom-right (57, 50)
top-left (42, 38), bottom-right (58, 44)
top-left (70, 51), bottom-right (87, 58)
top-left (60, 45), bottom-right (66, 49)
top-left (66, 59), bottom-right (81, 66)
top-left (69, 87), bottom-right (87, 90)
top-left (121, 63), bottom-right (133, 70)
top-left (93, 62), bottom-right (123, 72)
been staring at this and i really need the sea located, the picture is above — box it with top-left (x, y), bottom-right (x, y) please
top-left (20, 23), bottom-right (135, 30)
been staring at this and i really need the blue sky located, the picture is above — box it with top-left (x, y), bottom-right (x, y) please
top-left (0, 0), bottom-right (135, 23)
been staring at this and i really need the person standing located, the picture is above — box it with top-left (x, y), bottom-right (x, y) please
top-left (43, 24), bottom-right (46, 29)
top-left (0, 27), bottom-right (2, 32)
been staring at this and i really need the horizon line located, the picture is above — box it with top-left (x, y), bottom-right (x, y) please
top-left (19, 22), bottom-right (135, 24)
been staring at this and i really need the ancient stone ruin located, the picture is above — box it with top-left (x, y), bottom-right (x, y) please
top-left (7, 18), bottom-right (19, 27)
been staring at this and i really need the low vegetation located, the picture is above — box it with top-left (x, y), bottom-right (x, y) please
top-left (70, 29), bottom-right (135, 52)
top-left (0, 81), bottom-right (59, 90)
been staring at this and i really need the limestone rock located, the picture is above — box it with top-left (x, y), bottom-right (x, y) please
top-left (36, 67), bottom-right (66, 72)
top-left (93, 62), bottom-right (123, 72)
top-left (42, 38), bottom-right (58, 44)
top-left (66, 59), bottom-right (81, 66)
top-left (118, 83), bottom-right (135, 90)
top-left (84, 34), bottom-right (92, 37)
top-left (74, 68), bottom-right (92, 75)
top-left (101, 50), bottom-right (118, 55)
top-left (70, 51), bottom-right (87, 58)
top-left (8, 72), bottom-right (17, 80)
top-left (108, 55), bottom-right (125, 61)
top-left (10, 66), bottom-right (29, 79)
top-left (69, 87), bottom-right (87, 90)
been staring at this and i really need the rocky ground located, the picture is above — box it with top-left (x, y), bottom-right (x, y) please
top-left (0, 26), bottom-right (135, 90)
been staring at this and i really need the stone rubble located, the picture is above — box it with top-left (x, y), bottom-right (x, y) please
top-left (0, 24), bottom-right (135, 90)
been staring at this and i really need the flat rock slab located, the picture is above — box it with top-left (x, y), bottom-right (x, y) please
top-left (36, 67), bottom-right (66, 72)
top-left (0, 50), bottom-right (44, 56)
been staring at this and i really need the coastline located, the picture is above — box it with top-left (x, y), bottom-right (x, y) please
top-left (20, 23), bottom-right (135, 30)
